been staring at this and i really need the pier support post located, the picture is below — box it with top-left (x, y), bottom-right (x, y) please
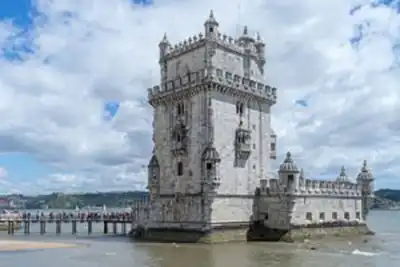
top-left (72, 220), bottom-right (77, 235)
top-left (7, 221), bottom-right (14, 235)
top-left (122, 221), bottom-right (127, 235)
top-left (103, 221), bottom-right (108, 234)
top-left (88, 220), bottom-right (92, 235)
top-left (113, 221), bottom-right (117, 235)
top-left (56, 220), bottom-right (62, 235)
top-left (24, 220), bottom-right (30, 235)
top-left (40, 220), bottom-right (46, 235)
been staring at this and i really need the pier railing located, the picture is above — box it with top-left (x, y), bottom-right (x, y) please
top-left (0, 218), bottom-right (132, 236)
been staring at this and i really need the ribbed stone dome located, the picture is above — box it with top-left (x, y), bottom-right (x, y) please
top-left (357, 160), bottom-right (373, 181)
top-left (279, 151), bottom-right (299, 173)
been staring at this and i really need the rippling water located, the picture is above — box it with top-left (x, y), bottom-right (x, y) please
top-left (0, 210), bottom-right (398, 267)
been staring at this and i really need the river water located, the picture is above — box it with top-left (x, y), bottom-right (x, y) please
top-left (0, 210), bottom-right (398, 267)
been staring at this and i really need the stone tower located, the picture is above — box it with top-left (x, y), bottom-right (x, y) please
top-left (145, 11), bottom-right (277, 242)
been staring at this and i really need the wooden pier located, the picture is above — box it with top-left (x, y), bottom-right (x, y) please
top-left (0, 218), bottom-right (132, 236)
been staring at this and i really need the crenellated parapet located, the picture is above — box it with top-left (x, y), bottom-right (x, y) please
top-left (160, 30), bottom-right (262, 63)
top-left (147, 68), bottom-right (277, 106)
top-left (258, 152), bottom-right (367, 198)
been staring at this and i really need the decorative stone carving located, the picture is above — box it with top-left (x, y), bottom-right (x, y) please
top-left (234, 121), bottom-right (251, 162)
top-left (147, 154), bottom-right (160, 196)
top-left (171, 120), bottom-right (188, 156)
top-left (201, 144), bottom-right (221, 190)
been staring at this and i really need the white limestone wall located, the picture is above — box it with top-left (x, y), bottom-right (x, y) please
top-left (211, 91), bottom-right (273, 223)
top-left (149, 197), bottom-right (204, 229)
top-left (290, 196), bottom-right (363, 225)
top-left (212, 48), bottom-right (264, 82)
top-left (166, 47), bottom-right (206, 80)
top-left (211, 198), bottom-right (254, 224)
top-left (154, 104), bottom-right (175, 195)
top-left (186, 93), bottom-right (208, 194)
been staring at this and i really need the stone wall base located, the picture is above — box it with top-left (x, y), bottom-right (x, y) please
top-left (130, 223), bottom-right (374, 244)
top-left (248, 222), bottom-right (375, 243)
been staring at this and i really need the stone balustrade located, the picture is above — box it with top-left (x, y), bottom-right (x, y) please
top-left (260, 178), bottom-right (362, 197)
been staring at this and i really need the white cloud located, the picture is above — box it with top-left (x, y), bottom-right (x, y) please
top-left (0, 0), bottom-right (399, 193)
top-left (0, 167), bottom-right (7, 179)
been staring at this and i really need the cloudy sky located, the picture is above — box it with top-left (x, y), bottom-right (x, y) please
top-left (0, 0), bottom-right (398, 194)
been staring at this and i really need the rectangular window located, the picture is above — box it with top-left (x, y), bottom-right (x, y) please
top-left (319, 212), bottom-right (325, 221)
top-left (356, 212), bottom-right (360, 219)
top-left (344, 212), bottom-right (350, 220)
top-left (332, 212), bottom-right (338, 220)
top-left (270, 143), bottom-right (276, 151)
top-left (306, 212), bottom-right (312, 221)
top-left (216, 69), bottom-right (223, 76)
top-left (225, 72), bottom-right (232, 80)
top-left (177, 162), bottom-right (183, 176)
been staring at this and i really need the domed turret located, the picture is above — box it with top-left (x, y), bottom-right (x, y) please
top-left (204, 10), bottom-right (219, 38)
top-left (336, 166), bottom-right (349, 182)
top-left (279, 152), bottom-right (300, 192)
top-left (279, 152), bottom-right (298, 173)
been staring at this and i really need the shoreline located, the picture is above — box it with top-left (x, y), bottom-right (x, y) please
top-left (0, 240), bottom-right (84, 251)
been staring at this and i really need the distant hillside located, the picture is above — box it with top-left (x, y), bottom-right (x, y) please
top-left (1, 189), bottom-right (400, 210)
top-left (371, 189), bottom-right (400, 209)
top-left (2, 191), bottom-right (149, 209)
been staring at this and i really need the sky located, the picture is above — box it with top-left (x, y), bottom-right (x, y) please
top-left (0, 0), bottom-right (399, 194)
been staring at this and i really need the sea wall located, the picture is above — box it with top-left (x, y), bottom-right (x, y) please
top-left (248, 221), bottom-right (374, 242)
top-left (131, 221), bottom-right (374, 244)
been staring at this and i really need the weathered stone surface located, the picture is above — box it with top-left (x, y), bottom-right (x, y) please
top-left (132, 11), bottom-right (375, 244)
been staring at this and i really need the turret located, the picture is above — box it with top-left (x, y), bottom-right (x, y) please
top-left (356, 160), bottom-right (374, 196)
top-left (204, 10), bottom-right (219, 39)
top-left (336, 166), bottom-right (349, 182)
top-left (356, 160), bottom-right (374, 220)
top-left (255, 32), bottom-right (266, 69)
top-left (278, 152), bottom-right (300, 192)
top-left (238, 26), bottom-right (255, 48)
top-left (158, 33), bottom-right (170, 60)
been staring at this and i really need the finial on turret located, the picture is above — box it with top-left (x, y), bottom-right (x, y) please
top-left (238, 25), bottom-right (255, 44)
top-left (362, 160), bottom-right (368, 172)
top-left (337, 166), bottom-right (348, 181)
top-left (204, 10), bottom-right (219, 26)
top-left (243, 26), bottom-right (248, 35)
top-left (299, 168), bottom-right (304, 179)
top-left (279, 151), bottom-right (298, 173)
top-left (159, 33), bottom-right (169, 45)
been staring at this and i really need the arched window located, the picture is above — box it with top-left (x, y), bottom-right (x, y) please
top-left (177, 162), bottom-right (183, 176)
top-left (177, 103), bottom-right (184, 116)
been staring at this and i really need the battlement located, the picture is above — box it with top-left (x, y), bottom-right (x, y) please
top-left (161, 31), bottom-right (259, 61)
top-left (260, 178), bottom-right (361, 197)
top-left (147, 68), bottom-right (277, 105)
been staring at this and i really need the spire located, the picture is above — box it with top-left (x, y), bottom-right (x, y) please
top-left (204, 10), bottom-right (219, 26)
top-left (337, 166), bottom-right (348, 182)
top-left (284, 151), bottom-right (292, 163)
top-left (159, 33), bottom-right (169, 45)
top-left (357, 159), bottom-right (373, 181)
top-left (239, 25), bottom-right (255, 44)
top-left (243, 26), bottom-right (248, 35)
top-left (361, 160), bottom-right (368, 172)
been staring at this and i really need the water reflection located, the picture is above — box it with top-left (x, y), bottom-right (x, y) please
top-left (136, 242), bottom-right (297, 267)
